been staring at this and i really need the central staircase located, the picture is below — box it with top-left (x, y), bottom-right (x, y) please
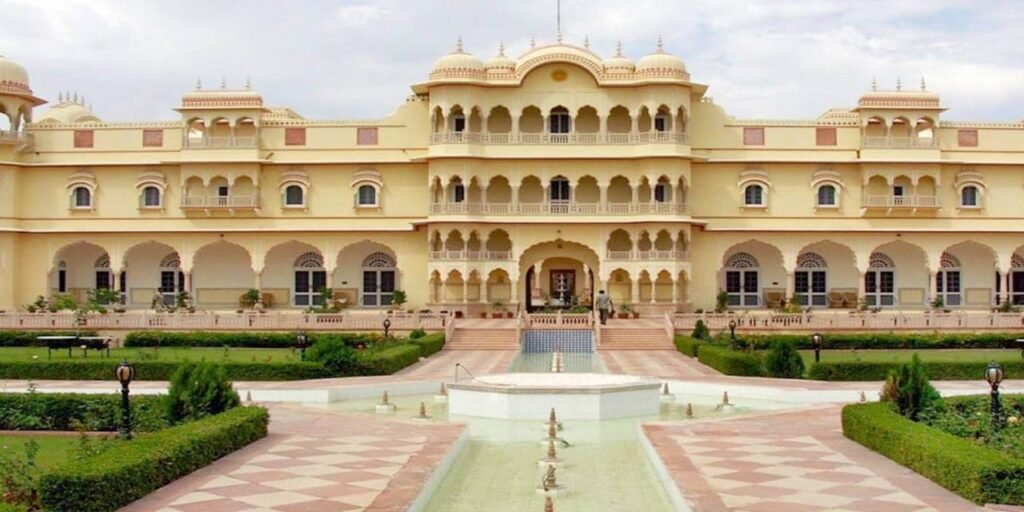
top-left (444, 325), bottom-right (520, 350)
top-left (598, 326), bottom-right (675, 350)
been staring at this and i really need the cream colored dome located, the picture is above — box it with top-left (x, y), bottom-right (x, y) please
top-left (603, 42), bottom-right (635, 75)
top-left (38, 95), bottom-right (101, 124)
top-left (485, 42), bottom-right (516, 75)
top-left (430, 39), bottom-right (485, 80)
top-left (636, 39), bottom-right (688, 79)
top-left (0, 54), bottom-right (32, 96)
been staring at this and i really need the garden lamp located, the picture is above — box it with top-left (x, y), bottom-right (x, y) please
top-left (115, 360), bottom-right (135, 440)
top-left (812, 333), bottom-right (823, 363)
top-left (296, 332), bottom-right (309, 361)
top-left (985, 362), bottom-right (1005, 425)
top-left (383, 318), bottom-right (392, 339)
top-left (728, 319), bottom-right (737, 340)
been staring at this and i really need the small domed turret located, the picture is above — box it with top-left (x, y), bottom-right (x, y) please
top-left (430, 38), bottom-right (485, 81)
top-left (636, 37), bottom-right (688, 80)
top-left (0, 54), bottom-right (31, 96)
top-left (38, 92), bottom-right (101, 124)
top-left (485, 42), bottom-right (516, 77)
top-left (603, 42), bottom-right (635, 75)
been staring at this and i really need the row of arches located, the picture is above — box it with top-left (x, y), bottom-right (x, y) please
top-left (431, 104), bottom-right (689, 136)
top-left (50, 240), bottom-right (399, 308)
top-left (863, 116), bottom-right (937, 147)
top-left (185, 117), bottom-right (258, 147)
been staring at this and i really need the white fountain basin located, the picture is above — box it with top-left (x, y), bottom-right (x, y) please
top-left (446, 373), bottom-right (662, 420)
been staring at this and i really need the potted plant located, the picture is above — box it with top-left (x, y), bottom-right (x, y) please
top-left (715, 290), bottom-right (729, 313)
top-left (631, 304), bottom-right (640, 319)
top-left (617, 304), bottom-right (632, 319)
top-left (241, 288), bottom-right (260, 308)
top-left (391, 289), bottom-right (407, 312)
top-left (491, 301), bottom-right (506, 319)
top-left (930, 296), bottom-right (950, 313)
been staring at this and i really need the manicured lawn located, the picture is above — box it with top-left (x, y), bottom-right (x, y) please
top-left (801, 348), bottom-right (1021, 366)
top-left (0, 435), bottom-right (85, 472)
top-left (0, 346), bottom-right (300, 364)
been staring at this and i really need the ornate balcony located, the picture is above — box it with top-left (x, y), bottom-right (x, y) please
top-left (184, 136), bottom-right (258, 148)
top-left (861, 195), bottom-right (940, 209)
top-left (428, 250), bottom-right (513, 261)
top-left (862, 136), bottom-right (938, 149)
top-left (181, 195), bottom-right (260, 210)
top-left (429, 131), bottom-right (689, 145)
top-left (429, 201), bottom-right (690, 216)
top-left (605, 250), bottom-right (689, 261)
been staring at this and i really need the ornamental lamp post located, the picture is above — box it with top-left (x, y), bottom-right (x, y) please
top-left (812, 333), bottom-right (823, 363)
top-left (728, 319), bottom-right (737, 340)
top-left (383, 318), bottom-right (392, 339)
top-left (295, 332), bottom-right (309, 361)
top-left (115, 360), bottom-right (135, 440)
top-left (985, 362), bottom-right (1005, 428)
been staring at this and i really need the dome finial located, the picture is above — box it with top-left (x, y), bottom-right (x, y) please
top-left (455, 36), bottom-right (464, 53)
top-left (896, 76), bottom-right (902, 91)
top-left (57, 91), bottom-right (64, 102)
top-left (245, 76), bottom-right (252, 90)
top-left (656, 35), bottom-right (664, 53)
top-left (584, 35), bottom-right (590, 49)
top-left (72, 91), bottom-right (78, 104)
top-left (615, 40), bottom-right (624, 57)
top-left (497, 40), bottom-right (506, 57)
top-left (920, 76), bottom-right (927, 91)
top-left (871, 77), bottom-right (877, 91)
top-left (530, 36), bottom-right (536, 50)
top-left (195, 77), bottom-right (202, 91)
top-left (220, 77), bottom-right (226, 90)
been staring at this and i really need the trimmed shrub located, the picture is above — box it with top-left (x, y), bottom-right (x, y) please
top-left (842, 402), bottom-right (1024, 505)
top-left (165, 363), bottom-right (240, 423)
top-left (808, 360), bottom-right (1024, 381)
top-left (0, 360), bottom-right (331, 381)
top-left (880, 355), bottom-right (943, 420)
top-left (0, 392), bottom-right (168, 432)
top-left (697, 344), bottom-right (764, 376)
top-left (0, 331), bottom-right (98, 347)
top-left (763, 340), bottom-right (805, 378)
top-left (408, 332), bottom-right (445, 357)
top-left (409, 328), bottom-right (426, 339)
top-left (358, 344), bottom-right (423, 375)
top-left (674, 335), bottom-right (704, 358)
top-left (38, 406), bottom-right (269, 512)
top-left (691, 320), bottom-right (710, 340)
top-left (741, 332), bottom-right (1019, 350)
top-left (306, 340), bottom-right (360, 375)
top-left (124, 331), bottom-right (302, 348)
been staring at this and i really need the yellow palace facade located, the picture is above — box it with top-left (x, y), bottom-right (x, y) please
top-left (2, 39), bottom-right (1024, 315)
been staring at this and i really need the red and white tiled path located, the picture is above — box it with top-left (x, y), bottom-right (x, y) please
top-left (122, 404), bottom-right (463, 512)
top-left (645, 406), bottom-right (982, 512)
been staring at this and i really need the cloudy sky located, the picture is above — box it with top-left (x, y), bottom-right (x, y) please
top-left (2, 0), bottom-right (1023, 122)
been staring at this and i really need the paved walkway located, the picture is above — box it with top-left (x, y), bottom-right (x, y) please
top-left (645, 406), bottom-right (980, 512)
top-left (122, 404), bottom-right (463, 512)
top-left (601, 349), bottom-right (721, 378)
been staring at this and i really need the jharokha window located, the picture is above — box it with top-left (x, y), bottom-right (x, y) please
top-left (285, 127), bottom-right (306, 146)
top-left (73, 130), bottom-right (94, 148)
top-left (357, 127), bottom-right (378, 145)
top-left (743, 127), bottom-right (765, 146)
top-left (958, 129), bottom-right (979, 147)
top-left (815, 127), bottom-right (837, 146)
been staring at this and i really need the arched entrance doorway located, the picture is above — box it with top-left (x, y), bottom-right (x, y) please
top-left (518, 240), bottom-right (600, 312)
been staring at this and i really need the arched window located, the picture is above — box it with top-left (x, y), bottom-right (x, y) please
top-left (724, 251), bottom-right (760, 307)
top-left (654, 178), bottom-right (671, 203)
top-left (549, 176), bottom-right (570, 202)
top-left (158, 252), bottom-right (184, 306)
top-left (654, 112), bottom-right (671, 132)
top-left (937, 251), bottom-right (962, 307)
top-left (960, 185), bottom-right (979, 207)
top-left (795, 252), bottom-right (828, 306)
top-left (284, 184), bottom-right (305, 206)
top-left (452, 112), bottom-right (466, 133)
top-left (293, 251), bottom-right (326, 307)
top-left (357, 184), bottom-right (377, 206)
top-left (362, 252), bottom-right (397, 307)
top-left (743, 184), bottom-right (764, 206)
top-left (141, 186), bottom-right (162, 208)
top-left (450, 178), bottom-right (465, 203)
top-left (816, 185), bottom-right (837, 207)
top-left (72, 186), bottom-right (92, 208)
top-left (865, 252), bottom-right (895, 307)
top-left (549, 107), bottom-right (571, 134)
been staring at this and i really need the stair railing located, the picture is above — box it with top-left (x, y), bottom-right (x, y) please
top-left (445, 310), bottom-right (457, 344)
top-left (663, 312), bottom-right (674, 344)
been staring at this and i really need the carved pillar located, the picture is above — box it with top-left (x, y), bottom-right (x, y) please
top-left (630, 277), bottom-right (640, 305)
top-left (785, 271), bottom-right (795, 305)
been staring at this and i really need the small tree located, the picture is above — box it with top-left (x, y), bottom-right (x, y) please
top-left (715, 291), bottom-right (729, 313)
top-left (691, 319), bottom-right (710, 340)
top-left (880, 354), bottom-right (944, 421)
top-left (165, 363), bottom-right (240, 423)
top-left (306, 338), bottom-right (359, 376)
top-left (763, 340), bottom-right (805, 378)
top-left (391, 290), bottom-right (408, 310)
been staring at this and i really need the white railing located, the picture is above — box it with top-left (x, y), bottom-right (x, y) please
top-left (671, 311), bottom-right (1024, 332)
top-left (663, 312), bottom-right (674, 341)
top-left (445, 310), bottom-right (457, 341)
top-left (181, 195), bottom-right (260, 209)
top-left (430, 131), bottom-right (689, 146)
top-left (184, 136), bottom-right (258, 148)
top-left (606, 250), bottom-right (688, 261)
top-left (525, 312), bottom-right (592, 329)
top-left (430, 201), bottom-right (690, 216)
top-left (428, 250), bottom-right (512, 261)
top-left (861, 195), bottom-right (939, 208)
top-left (863, 136), bottom-right (938, 149)
top-left (0, 311), bottom-right (447, 331)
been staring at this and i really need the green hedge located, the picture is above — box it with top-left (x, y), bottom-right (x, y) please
top-left (407, 332), bottom-right (445, 357)
top-left (0, 392), bottom-right (169, 431)
top-left (674, 335), bottom-right (704, 358)
top-left (842, 402), bottom-right (1024, 505)
top-left (358, 344), bottom-right (424, 375)
top-left (0, 360), bottom-right (331, 381)
top-left (809, 360), bottom-right (1024, 381)
top-left (696, 344), bottom-right (764, 376)
top-left (39, 406), bottom-right (269, 512)
top-left (0, 331), bottom-right (98, 347)
top-left (741, 332), bottom-right (1020, 350)
top-left (123, 330), bottom-right (432, 349)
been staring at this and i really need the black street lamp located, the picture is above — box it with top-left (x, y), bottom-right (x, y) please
top-left (985, 362), bottom-right (1005, 428)
top-left (295, 332), bottom-right (309, 361)
top-left (728, 319), bottom-right (737, 340)
top-left (115, 360), bottom-right (135, 440)
top-left (383, 318), bottom-right (392, 339)
top-left (812, 333), bottom-right (823, 363)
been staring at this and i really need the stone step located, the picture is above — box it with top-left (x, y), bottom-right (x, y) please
top-left (599, 328), bottom-right (674, 350)
top-left (445, 328), bottom-right (520, 350)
